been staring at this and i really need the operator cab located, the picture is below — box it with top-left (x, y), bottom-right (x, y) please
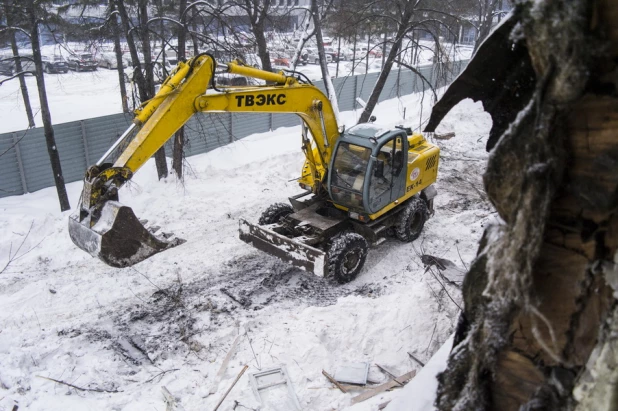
top-left (328, 123), bottom-right (409, 217)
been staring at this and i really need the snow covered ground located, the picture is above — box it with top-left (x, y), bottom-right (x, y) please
top-left (0, 86), bottom-right (493, 409)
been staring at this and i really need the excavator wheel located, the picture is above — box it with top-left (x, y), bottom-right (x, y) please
top-left (328, 232), bottom-right (368, 284)
top-left (258, 203), bottom-right (294, 225)
top-left (395, 196), bottom-right (428, 242)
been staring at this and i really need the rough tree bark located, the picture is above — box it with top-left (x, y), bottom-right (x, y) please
top-left (426, 1), bottom-right (618, 410)
top-left (27, 1), bottom-right (70, 211)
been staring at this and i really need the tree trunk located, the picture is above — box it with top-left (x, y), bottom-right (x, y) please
top-left (358, 7), bottom-right (413, 124)
top-left (473, 0), bottom-right (497, 52)
top-left (4, 2), bottom-right (35, 128)
top-left (28, 4), bottom-right (70, 211)
top-left (247, 0), bottom-right (273, 73)
top-left (311, 0), bottom-right (340, 123)
top-left (117, 0), bottom-right (168, 179)
top-left (110, 1), bottom-right (129, 113)
top-left (434, 1), bottom-right (618, 410)
top-left (172, 0), bottom-right (188, 179)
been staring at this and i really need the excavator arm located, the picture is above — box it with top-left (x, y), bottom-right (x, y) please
top-left (69, 54), bottom-right (340, 268)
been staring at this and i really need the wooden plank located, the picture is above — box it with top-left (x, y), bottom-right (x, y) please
top-left (351, 371), bottom-right (416, 405)
top-left (209, 335), bottom-right (241, 394)
top-left (322, 370), bottom-right (347, 393)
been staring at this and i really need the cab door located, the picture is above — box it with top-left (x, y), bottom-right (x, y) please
top-left (366, 133), bottom-right (407, 214)
top-left (389, 134), bottom-right (407, 202)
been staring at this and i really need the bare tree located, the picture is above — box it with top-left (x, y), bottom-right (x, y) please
top-left (172, 0), bottom-right (188, 179)
top-left (25, 0), bottom-right (70, 211)
top-left (1, 2), bottom-right (35, 128)
top-left (115, 0), bottom-right (168, 180)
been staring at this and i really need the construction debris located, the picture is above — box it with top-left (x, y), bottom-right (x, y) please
top-left (434, 132), bottom-right (456, 140)
top-left (375, 364), bottom-right (403, 386)
top-left (351, 371), bottom-right (416, 405)
top-left (209, 335), bottom-right (242, 394)
top-left (407, 352), bottom-right (426, 367)
top-left (250, 365), bottom-right (301, 410)
top-left (322, 370), bottom-right (348, 393)
top-left (213, 365), bottom-right (249, 411)
top-left (334, 362), bottom-right (370, 385)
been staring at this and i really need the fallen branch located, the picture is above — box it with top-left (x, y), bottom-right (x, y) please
top-left (407, 352), bottom-right (426, 367)
top-left (1, 222), bottom-right (45, 274)
top-left (36, 375), bottom-right (120, 393)
top-left (213, 365), bottom-right (248, 411)
top-left (322, 370), bottom-right (347, 393)
top-left (375, 364), bottom-right (403, 386)
top-left (145, 368), bottom-right (179, 383)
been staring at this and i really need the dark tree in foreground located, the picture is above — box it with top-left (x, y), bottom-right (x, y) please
top-left (426, 1), bottom-right (618, 409)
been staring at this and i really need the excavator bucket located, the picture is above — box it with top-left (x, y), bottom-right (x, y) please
top-left (69, 201), bottom-right (185, 268)
top-left (239, 219), bottom-right (326, 277)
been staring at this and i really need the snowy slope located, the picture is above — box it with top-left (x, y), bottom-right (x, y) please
top-left (0, 92), bottom-right (493, 410)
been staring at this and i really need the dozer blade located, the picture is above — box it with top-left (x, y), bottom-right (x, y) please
top-left (69, 201), bottom-right (185, 268)
top-left (239, 219), bottom-right (326, 277)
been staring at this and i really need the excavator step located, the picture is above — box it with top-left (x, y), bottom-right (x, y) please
top-left (239, 219), bottom-right (326, 277)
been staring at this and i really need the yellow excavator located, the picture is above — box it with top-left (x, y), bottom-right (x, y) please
top-left (69, 54), bottom-right (440, 283)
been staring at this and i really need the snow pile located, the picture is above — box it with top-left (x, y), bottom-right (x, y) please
top-left (0, 91), bottom-right (493, 410)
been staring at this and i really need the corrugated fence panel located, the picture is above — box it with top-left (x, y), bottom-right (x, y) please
top-left (399, 70), bottom-right (415, 95)
top-left (357, 72), bottom-right (380, 102)
top-left (18, 128), bottom-right (54, 193)
top-left (1, 62), bottom-right (471, 198)
top-left (232, 113), bottom-right (270, 140)
top-left (379, 69), bottom-right (401, 102)
top-left (332, 76), bottom-right (356, 112)
top-left (272, 114), bottom-right (299, 130)
top-left (0, 132), bottom-right (24, 198)
top-left (84, 113), bottom-right (133, 164)
top-left (191, 113), bottom-right (232, 155)
top-left (53, 121), bottom-right (87, 184)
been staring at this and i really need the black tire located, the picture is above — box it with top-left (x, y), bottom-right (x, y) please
top-left (395, 196), bottom-right (428, 242)
top-left (314, 58), bottom-right (319, 64)
top-left (258, 203), bottom-right (294, 225)
top-left (45, 64), bottom-right (52, 74)
top-left (108, 62), bottom-right (112, 70)
top-left (328, 232), bottom-right (368, 284)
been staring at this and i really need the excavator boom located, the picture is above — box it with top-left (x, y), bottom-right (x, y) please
top-left (69, 54), bottom-right (340, 267)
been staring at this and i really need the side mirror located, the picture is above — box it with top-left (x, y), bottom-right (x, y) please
top-left (369, 115), bottom-right (377, 123)
top-left (374, 160), bottom-right (385, 178)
